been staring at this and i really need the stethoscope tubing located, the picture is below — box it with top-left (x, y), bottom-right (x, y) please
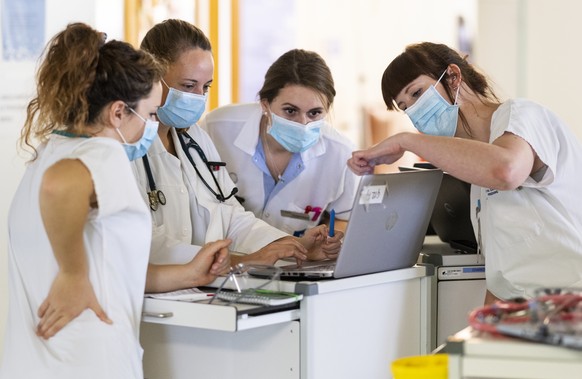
top-left (141, 131), bottom-right (238, 211)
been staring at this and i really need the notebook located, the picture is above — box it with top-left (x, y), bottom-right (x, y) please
top-left (145, 287), bottom-right (213, 301)
top-left (253, 169), bottom-right (443, 280)
top-left (214, 289), bottom-right (303, 306)
top-left (402, 164), bottom-right (477, 253)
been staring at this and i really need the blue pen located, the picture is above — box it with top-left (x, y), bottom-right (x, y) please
top-left (328, 209), bottom-right (335, 237)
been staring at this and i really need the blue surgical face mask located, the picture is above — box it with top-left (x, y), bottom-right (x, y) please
top-left (267, 113), bottom-right (323, 153)
top-left (405, 69), bottom-right (460, 137)
top-left (156, 79), bottom-right (207, 129)
top-left (116, 107), bottom-right (159, 161)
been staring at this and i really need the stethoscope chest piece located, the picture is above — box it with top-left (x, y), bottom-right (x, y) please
top-left (147, 190), bottom-right (166, 211)
top-left (156, 189), bottom-right (167, 205)
top-left (143, 154), bottom-right (168, 212)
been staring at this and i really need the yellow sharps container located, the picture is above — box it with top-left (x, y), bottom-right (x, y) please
top-left (391, 354), bottom-right (448, 379)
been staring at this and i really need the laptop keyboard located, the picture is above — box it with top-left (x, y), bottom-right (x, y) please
top-left (297, 263), bottom-right (336, 272)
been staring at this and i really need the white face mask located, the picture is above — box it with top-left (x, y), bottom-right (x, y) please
top-left (405, 69), bottom-right (460, 137)
top-left (267, 113), bottom-right (323, 153)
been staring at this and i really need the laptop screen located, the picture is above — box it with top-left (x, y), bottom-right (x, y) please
top-left (407, 163), bottom-right (477, 253)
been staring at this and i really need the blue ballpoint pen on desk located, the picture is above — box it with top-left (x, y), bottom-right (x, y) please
top-left (328, 209), bottom-right (335, 237)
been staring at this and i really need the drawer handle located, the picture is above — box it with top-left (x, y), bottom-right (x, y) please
top-left (142, 312), bottom-right (174, 319)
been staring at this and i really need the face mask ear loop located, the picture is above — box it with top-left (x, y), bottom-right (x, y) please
top-left (454, 84), bottom-right (461, 105)
top-left (436, 68), bottom-right (448, 84)
top-left (126, 105), bottom-right (147, 124)
top-left (115, 127), bottom-right (128, 144)
top-left (436, 68), bottom-right (460, 105)
top-left (114, 105), bottom-right (135, 144)
top-left (263, 105), bottom-right (274, 132)
top-left (160, 77), bottom-right (171, 90)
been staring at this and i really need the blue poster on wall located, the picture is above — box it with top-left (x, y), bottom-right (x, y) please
top-left (1, 0), bottom-right (45, 61)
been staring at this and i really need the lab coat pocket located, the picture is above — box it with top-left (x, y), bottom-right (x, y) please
top-left (206, 202), bottom-right (234, 242)
top-left (149, 223), bottom-right (169, 264)
top-left (485, 189), bottom-right (543, 249)
top-left (279, 203), bottom-right (319, 235)
top-left (150, 205), bottom-right (165, 229)
top-left (152, 222), bottom-right (167, 239)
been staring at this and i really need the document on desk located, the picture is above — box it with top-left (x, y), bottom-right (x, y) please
top-left (145, 287), bottom-right (214, 302)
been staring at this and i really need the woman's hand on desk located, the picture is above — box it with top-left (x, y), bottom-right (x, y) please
top-left (231, 237), bottom-right (308, 266)
top-left (228, 225), bottom-right (344, 266)
top-left (320, 231), bottom-right (344, 260)
top-left (301, 225), bottom-right (344, 261)
top-left (146, 239), bottom-right (232, 293)
top-left (187, 239), bottom-right (232, 284)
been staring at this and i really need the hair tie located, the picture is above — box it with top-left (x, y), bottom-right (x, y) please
top-left (99, 32), bottom-right (107, 47)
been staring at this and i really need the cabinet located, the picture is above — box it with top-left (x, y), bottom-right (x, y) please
top-left (141, 266), bottom-right (433, 379)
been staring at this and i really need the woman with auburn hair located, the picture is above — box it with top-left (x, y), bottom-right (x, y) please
top-left (349, 42), bottom-right (582, 304)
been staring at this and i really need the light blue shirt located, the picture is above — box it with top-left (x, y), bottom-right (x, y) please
top-left (255, 138), bottom-right (305, 209)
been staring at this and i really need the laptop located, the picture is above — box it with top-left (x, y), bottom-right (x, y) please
top-left (252, 169), bottom-right (443, 280)
top-left (401, 163), bottom-right (477, 253)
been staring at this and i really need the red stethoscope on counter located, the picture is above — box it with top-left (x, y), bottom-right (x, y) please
top-left (468, 289), bottom-right (582, 350)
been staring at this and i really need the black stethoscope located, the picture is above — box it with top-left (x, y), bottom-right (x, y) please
top-left (142, 131), bottom-right (238, 211)
top-left (142, 154), bottom-right (166, 211)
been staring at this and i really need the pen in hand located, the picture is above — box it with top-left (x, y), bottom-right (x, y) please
top-left (328, 209), bottom-right (335, 238)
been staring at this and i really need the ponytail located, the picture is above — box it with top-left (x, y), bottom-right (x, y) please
top-left (22, 23), bottom-right (103, 152)
top-left (21, 23), bottom-right (162, 158)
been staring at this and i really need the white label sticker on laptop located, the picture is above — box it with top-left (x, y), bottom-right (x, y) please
top-left (359, 185), bottom-right (386, 205)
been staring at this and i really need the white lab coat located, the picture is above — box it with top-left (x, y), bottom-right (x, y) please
top-left (470, 99), bottom-right (582, 300)
top-left (201, 103), bottom-right (360, 235)
top-left (131, 126), bottom-right (288, 265)
top-left (1, 135), bottom-right (150, 379)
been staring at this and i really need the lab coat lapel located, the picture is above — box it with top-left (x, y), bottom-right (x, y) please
top-left (171, 127), bottom-right (235, 244)
top-left (233, 106), bottom-right (262, 156)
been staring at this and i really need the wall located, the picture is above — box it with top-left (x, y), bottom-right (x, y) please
top-left (236, 0), bottom-right (477, 146)
top-left (294, 0), bottom-right (477, 146)
top-left (476, 0), bottom-right (582, 141)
